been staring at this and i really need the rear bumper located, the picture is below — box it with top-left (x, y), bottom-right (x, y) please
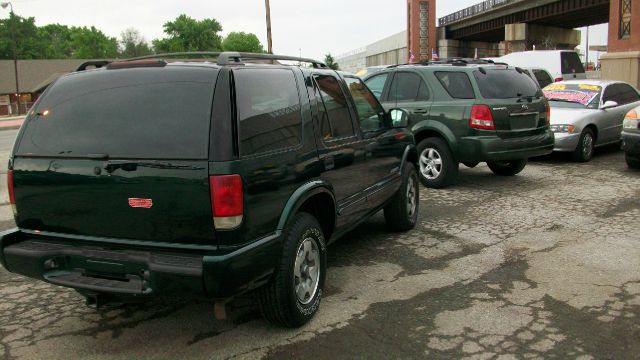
top-left (0, 229), bottom-right (282, 300)
top-left (553, 132), bottom-right (581, 152)
top-left (622, 132), bottom-right (640, 157)
top-left (458, 130), bottom-right (554, 162)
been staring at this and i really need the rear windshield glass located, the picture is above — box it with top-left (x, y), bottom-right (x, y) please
top-left (17, 66), bottom-right (217, 159)
top-left (543, 83), bottom-right (602, 107)
top-left (561, 52), bottom-right (586, 75)
top-left (435, 72), bottom-right (475, 99)
top-left (473, 69), bottom-right (540, 99)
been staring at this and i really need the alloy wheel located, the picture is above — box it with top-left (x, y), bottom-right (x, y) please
top-left (420, 148), bottom-right (443, 180)
top-left (293, 238), bottom-right (320, 305)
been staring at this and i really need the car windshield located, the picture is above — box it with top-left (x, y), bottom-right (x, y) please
top-left (543, 83), bottom-right (602, 109)
top-left (473, 68), bottom-right (540, 99)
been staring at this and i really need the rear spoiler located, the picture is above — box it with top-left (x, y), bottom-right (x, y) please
top-left (75, 61), bottom-right (111, 72)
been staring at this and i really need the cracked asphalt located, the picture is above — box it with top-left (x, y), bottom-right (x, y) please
top-left (0, 127), bottom-right (638, 359)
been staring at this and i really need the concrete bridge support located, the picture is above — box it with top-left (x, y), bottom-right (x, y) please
top-left (503, 23), bottom-right (581, 53)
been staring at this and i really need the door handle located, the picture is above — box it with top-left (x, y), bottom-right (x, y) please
top-left (412, 108), bottom-right (428, 114)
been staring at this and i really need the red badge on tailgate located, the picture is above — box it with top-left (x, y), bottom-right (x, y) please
top-left (128, 198), bottom-right (153, 208)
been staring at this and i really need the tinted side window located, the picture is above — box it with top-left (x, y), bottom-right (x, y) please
top-left (602, 85), bottom-right (620, 104)
top-left (235, 69), bottom-right (302, 156)
top-left (364, 73), bottom-right (389, 100)
top-left (533, 70), bottom-right (553, 89)
top-left (17, 67), bottom-right (216, 159)
top-left (314, 74), bottom-right (355, 140)
top-left (344, 77), bottom-right (386, 133)
top-left (389, 72), bottom-right (429, 102)
top-left (435, 72), bottom-right (475, 99)
top-left (618, 84), bottom-right (640, 104)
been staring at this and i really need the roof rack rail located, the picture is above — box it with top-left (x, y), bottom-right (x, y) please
top-left (123, 52), bottom-right (328, 69)
top-left (75, 60), bottom-right (111, 72)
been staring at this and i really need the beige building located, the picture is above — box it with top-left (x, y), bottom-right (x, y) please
top-left (336, 30), bottom-right (408, 73)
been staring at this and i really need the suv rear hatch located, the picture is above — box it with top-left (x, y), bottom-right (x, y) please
top-left (11, 65), bottom-right (219, 245)
top-left (473, 67), bottom-right (548, 139)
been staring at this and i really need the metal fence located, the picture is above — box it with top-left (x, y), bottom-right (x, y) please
top-left (1, 102), bottom-right (34, 117)
top-left (438, 0), bottom-right (512, 26)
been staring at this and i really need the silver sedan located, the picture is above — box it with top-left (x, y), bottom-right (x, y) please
top-left (544, 80), bottom-right (640, 162)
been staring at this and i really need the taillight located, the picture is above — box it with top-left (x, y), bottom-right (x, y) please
top-left (209, 175), bottom-right (243, 230)
top-left (545, 102), bottom-right (551, 126)
top-left (7, 169), bottom-right (16, 216)
top-left (554, 77), bottom-right (563, 82)
top-left (470, 105), bottom-right (495, 130)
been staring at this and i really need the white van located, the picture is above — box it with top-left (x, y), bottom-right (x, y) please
top-left (496, 50), bottom-right (586, 82)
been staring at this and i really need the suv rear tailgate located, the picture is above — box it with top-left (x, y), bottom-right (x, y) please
top-left (12, 66), bottom-right (219, 245)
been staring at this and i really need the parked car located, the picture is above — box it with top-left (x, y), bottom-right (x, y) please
top-left (543, 80), bottom-right (640, 161)
top-left (497, 50), bottom-right (587, 82)
top-left (523, 67), bottom-right (554, 89)
top-left (0, 52), bottom-right (420, 328)
top-left (622, 106), bottom-right (640, 169)
top-left (363, 62), bottom-right (554, 188)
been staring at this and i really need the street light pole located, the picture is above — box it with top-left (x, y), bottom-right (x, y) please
top-left (264, 0), bottom-right (273, 54)
top-left (1, 2), bottom-right (19, 115)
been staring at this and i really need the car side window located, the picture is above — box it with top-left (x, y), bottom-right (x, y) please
top-left (435, 72), bottom-right (475, 99)
top-left (603, 84), bottom-right (621, 104)
top-left (314, 74), bottom-right (356, 140)
top-left (389, 72), bottom-right (430, 102)
top-left (618, 84), bottom-right (640, 104)
top-left (533, 70), bottom-right (553, 89)
top-left (344, 76), bottom-right (386, 134)
top-left (235, 68), bottom-right (302, 156)
top-left (364, 73), bottom-right (389, 100)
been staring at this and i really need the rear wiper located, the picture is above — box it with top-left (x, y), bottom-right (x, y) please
top-left (104, 160), bottom-right (204, 173)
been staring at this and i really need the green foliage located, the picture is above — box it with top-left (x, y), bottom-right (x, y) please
top-left (324, 53), bottom-right (339, 70)
top-left (0, 13), bottom-right (117, 59)
top-left (153, 14), bottom-right (223, 53)
top-left (68, 26), bottom-right (118, 58)
top-left (222, 32), bottom-right (264, 53)
top-left (120, 28), bottom-right (152, 58)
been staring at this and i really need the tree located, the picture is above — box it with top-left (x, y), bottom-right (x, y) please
top-left (120, 28), bottom-right (152, 58)
top-left (0, 13), bottom-right (46, 59)
top-left (69, 26), bottom-right (118, 58)
top-left (38, 24), bottom-right (73, 59)
top-left (152, 14), bottom-right (223, 53)
top-left (324, 53), bottom-right (339, 70)
top-left (222, 32), bottom-right (264, 53)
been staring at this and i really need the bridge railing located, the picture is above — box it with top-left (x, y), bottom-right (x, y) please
top-left (438, 0), bottom-right (512, 26)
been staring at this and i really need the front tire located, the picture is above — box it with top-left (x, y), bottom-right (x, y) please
top-left (384, 163), bottom-right (419, 231)
top-left (487, 159), bottom-right (528, 176)
top-left (417, 137), bottom-right (458, 189)
top-left (572, 128), bottom-right (595, 162)
top-left (257, 213), bottom-right (326, 328)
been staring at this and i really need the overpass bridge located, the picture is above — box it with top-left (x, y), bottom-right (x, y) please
top-left (434, 0), bottom-right (611, 58)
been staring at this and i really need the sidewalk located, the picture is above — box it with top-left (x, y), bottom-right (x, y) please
top-left (0, 116), bottom-right (25, 130)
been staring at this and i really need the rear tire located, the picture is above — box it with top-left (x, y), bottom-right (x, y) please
top-left (257, 212), bottom-right (326, 328)
top-left (487, 159), bottom-right (528, 176)
top-left (626, 153), bottom-right (640, 169)
top-left (384, 163), bottom-right (419, 231)
top-left (572, 128), bottom-right (595, 162)
top-left (417, 137), bottom-right (458, 189)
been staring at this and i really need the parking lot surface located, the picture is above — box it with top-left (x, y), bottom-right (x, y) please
top-left (0, 130), bottom-right (638, 359)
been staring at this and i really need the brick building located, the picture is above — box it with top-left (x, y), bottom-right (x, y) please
top-left (407, 0), bottom-right (437, 62)
top-left (597, 0), bottom-right (639, 87)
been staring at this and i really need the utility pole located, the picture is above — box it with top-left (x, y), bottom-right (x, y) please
top-left (265, 0), bottom-right (273, 54)
top-left (1, 2), bottom-right (19, 114)
top-left (585, 26), bottom-right (590, 71)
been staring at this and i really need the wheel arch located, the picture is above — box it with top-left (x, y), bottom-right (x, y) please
top-left (277, 181), bottom-right (337, 241)
top-left (412, 121), bottom-right (458, 157)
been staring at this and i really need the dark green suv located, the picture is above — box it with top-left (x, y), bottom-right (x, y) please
top-left (364, 62), bottom-right (554, 188)
top-left (0, 53), bottom-right (419, 327)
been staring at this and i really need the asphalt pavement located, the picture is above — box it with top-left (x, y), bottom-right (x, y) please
top-left (0, 129), bottom-right (638, 360)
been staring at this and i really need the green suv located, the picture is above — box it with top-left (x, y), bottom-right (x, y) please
top-left (364, 61), bottom-right (554, 188)
top-left (0, 53), bottom-right (419, 327)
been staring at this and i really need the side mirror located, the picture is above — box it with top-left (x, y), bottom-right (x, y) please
top-left (389, 109), bottom-right (410, 128)
top-left (601, 100), bottom-right (619, 110)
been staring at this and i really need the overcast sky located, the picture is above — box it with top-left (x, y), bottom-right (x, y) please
top-left (3, 0), bottom-right (608, 61)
